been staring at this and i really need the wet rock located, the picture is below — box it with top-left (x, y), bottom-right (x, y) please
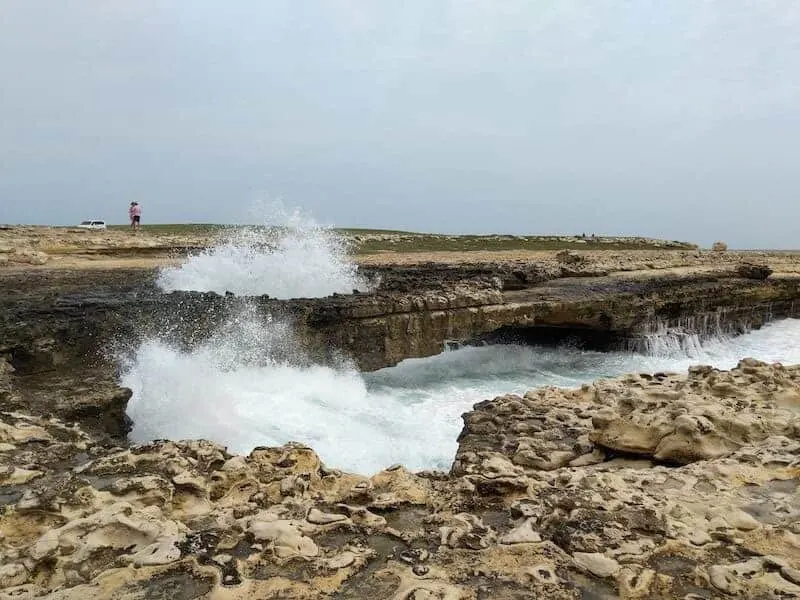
top-left (3, 247), bottom-right (799, 380)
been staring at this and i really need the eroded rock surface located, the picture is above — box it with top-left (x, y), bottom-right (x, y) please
top-left (2, 360), bottom-right (800, 598)
top-left (451, 360), bottom-right (800, 598)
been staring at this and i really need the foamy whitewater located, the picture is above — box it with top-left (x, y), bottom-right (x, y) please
top-left (123, 318), bottom-right (800, 475)
top-left (126, 211), bottom-right (800, 474)
top-left (156, 208), bottom-right (369, 297)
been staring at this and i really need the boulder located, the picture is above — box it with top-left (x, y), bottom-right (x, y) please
top-left (555, 250), bottom-right (586, 266)
top-left (11, 248), bottom-right (49, 265)
top-left (737, 262), bottom-right (772, 280)
top-left (589, 361), bottom-right (800, 463)
top-left (712, 241), bottom-right (728, 252)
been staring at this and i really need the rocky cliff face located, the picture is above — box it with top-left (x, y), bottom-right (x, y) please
top-left (2, 265), bottom-right (799, 375)
top-left (2, 360), bottom-right (800, 598)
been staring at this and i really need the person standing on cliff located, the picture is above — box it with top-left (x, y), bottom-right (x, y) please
top-left (129, 202), bottom-right (142, 232)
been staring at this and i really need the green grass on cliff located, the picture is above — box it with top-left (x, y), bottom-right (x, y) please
top-left (108, 223), bottom-right (229, 235)
top-left (106, 224), bottom-right (697, 253)
top-left (349, 236), bottom-right (696, 253)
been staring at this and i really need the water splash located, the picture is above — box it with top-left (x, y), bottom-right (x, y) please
top-left (626, 308), bottom-right (773, 357)
top-left (122, 306), bottom-right (449, 474)
top-left (123, 305), bottom-right (800, 474)
top-left (156, 204), bottom-right (370, 298)
top-left (629, 313), bottom-right (731, 357)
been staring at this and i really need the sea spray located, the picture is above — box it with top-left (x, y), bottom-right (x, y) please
top-left (123, 311), bottom-right (800, 474)
top-left (129, 204), bottom-right (800, 473)
top-left (156, 204), bottom-right (371, 298)
top-left (122, 305), bottom-right (456, 474)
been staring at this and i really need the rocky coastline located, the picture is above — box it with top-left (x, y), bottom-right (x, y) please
top-left (2, 231), bottom-right (800, 599)
top-left (3, 358), bottom-right (800, 599)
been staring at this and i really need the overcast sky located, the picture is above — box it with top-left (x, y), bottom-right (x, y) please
top-left (1, 1), bottom-right (798, 247)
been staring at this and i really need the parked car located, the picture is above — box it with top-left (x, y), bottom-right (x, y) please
top-left (77, 220), bottom-right (107, 230)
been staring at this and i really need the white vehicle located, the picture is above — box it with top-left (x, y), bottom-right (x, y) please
top-left (77, 220), bottom-right (107, 230)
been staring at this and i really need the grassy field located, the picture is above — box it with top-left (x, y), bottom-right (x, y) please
top-left (349, 236), bottom-right (696, 253)
top-left (107, 223), bottom-right (231, 235)
top-left (105, 223), bottom-right (698, 253)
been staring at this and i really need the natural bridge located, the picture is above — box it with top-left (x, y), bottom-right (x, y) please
top-left (2, 263), bottom-right (798, 375)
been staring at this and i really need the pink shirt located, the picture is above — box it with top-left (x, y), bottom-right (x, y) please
top-left (131, 205), bottom-right (142, 217)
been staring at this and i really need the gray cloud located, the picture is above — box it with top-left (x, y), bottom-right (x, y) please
top-left (1, 1), bottom-right (798, 247)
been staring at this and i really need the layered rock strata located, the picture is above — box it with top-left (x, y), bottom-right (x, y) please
top-left (2, 266), bottom-right (799, 374)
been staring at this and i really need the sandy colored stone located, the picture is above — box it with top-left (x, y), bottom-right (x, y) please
top-left (3, 357), bottom-right (800, 598)
top-left (246, 517), bottom-right (319, 558)
top-left (587, 360), bottom-right (800, 464)
top-left (10, 248), bottom-right (49, 265)
top-left (306, 507), bottom-right (348, 525)
top-left (573, 552), bottom-right (620, 577)
top-left (0, 468), bottom-right (43, 485)
top-left (499, 518), bottom-right (542, 544)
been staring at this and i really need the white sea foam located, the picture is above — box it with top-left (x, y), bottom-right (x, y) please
top-left (123, 313), bottom-right (800, 475)
top-left (156, 205), bottom-right (369, 298)
top-left (122, 307), bottom-right (452, 474)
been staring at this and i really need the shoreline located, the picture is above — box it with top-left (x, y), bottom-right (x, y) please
top-left (2, 229), bottom-right (800, 597)
top-left (2, 359), bottom-right (799, 598)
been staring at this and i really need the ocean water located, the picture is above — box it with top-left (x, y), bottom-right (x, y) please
top-left (122, 317), bottom-right (800, 475)
top-left (123, 214), bottom-right (800, 474)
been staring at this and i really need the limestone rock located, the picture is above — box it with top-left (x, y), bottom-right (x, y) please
top-left (555, 249), bottom-right (586, 265)
top-left (0, 360), bottom-right (14, 403)
top-left (246, 516), bottom-right (319, 558)
top-left (10, 248), bottom-right (49, 265)
top-left (452, 390), bottom-right (597, 476)
top-left (0, 467), bottom-right (43, 485)
top-left (737, 262), bottom-right (772, 280)
top-left (499, 518), bottom-right (542, 544)
top-left (306, 507), bottom-right (348, 525)
top-left (707, 558), bottom-right (800, 596)
top-left (588, 361), bottom-right (800, 463)
top-left (3, 362), bottom-right (800, 598)
top-left (573, 552), bottom-right (620, 577)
